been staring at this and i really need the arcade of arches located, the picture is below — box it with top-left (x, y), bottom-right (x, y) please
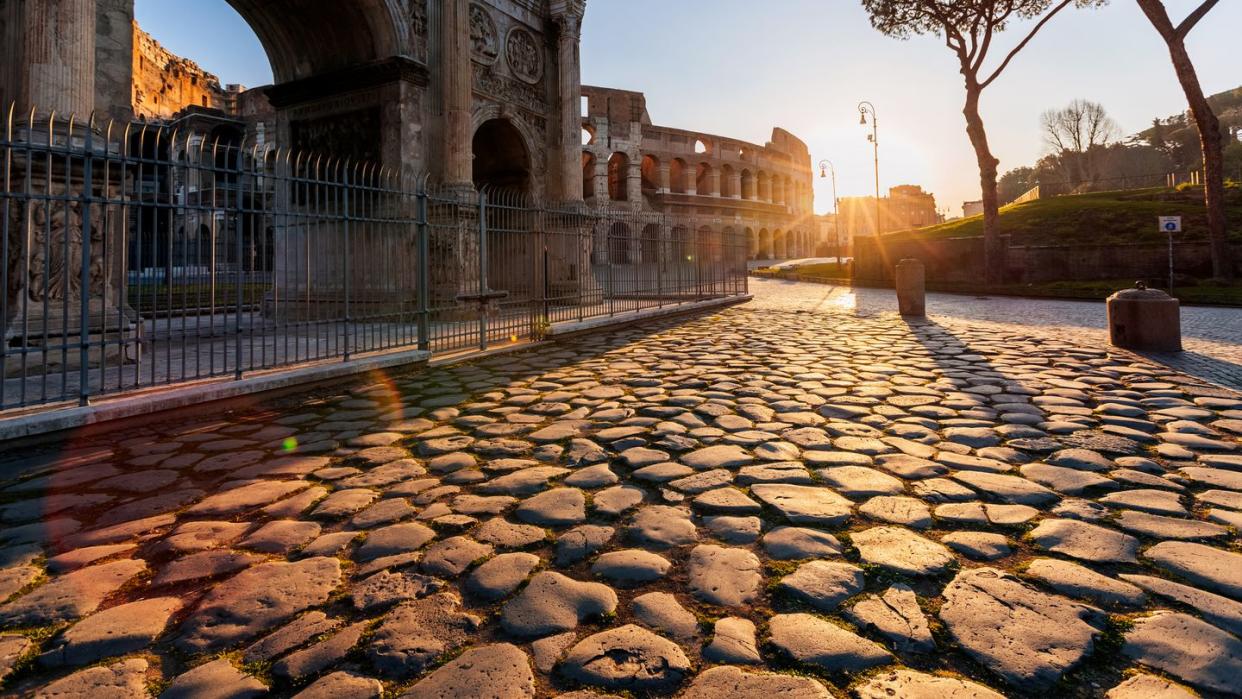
top-left (581, 85), bottom-right (819, 261)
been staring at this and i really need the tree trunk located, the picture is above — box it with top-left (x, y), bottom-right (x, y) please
top-left (1137, 0), bottom-right (1234, 280)
top-left (1170, 45), bottom-right (1233, 280)
top-left (963, 88), bottom-right (1004, 284)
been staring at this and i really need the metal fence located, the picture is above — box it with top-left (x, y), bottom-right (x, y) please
top-left (0, 108), bottom-right (747, 410)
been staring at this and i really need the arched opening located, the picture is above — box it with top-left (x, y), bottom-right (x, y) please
top-left (221, 0), bottom-right (403, 85)
top-left (608, 222), bottom-right (632, 264)
top-left (694, 139), bottom-right (710, 155)
top-left (758, 228), bottom-right (772, 259)
top-left (720, 164), bottom-right (736, 198)
top-left (670, 225), bottom-right (690, 262)
top-left (669, 159), bottom-right (687, 194)
top-left (472, 118), bottom-right (531, 193)
top-left (607, 152), bottom-right (629, 202)
top-left (696, 163), bottom-right (713, 197)
top-left (741, 170), bottom-right (755, 200)
top-left (582, 151), bottom-right (596, 200)
top-left (582, 126), bottom-right (595, 146)
top-left (640, 155), bottom-right (661, 195)
top-left (641, 223), bottom-right (661, 264)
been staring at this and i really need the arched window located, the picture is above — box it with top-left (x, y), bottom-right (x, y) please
top-left (607, 152), bottom-right (628, 202)
top-left (721, 164), bottom-right (736, 198)
top-left (696, 163), bottom-right (713, 196)
top-left (640, 155), bottom-right (660, 194)
top-left (582, 151), bottom-right (596, 200)
top-left (669, 159), bottom-right (687, 194)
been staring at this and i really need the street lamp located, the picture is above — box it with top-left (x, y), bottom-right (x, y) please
top-left (818, 159), bottom-right (840, 260)
top-left (858, 101), bottom-right (880, 237)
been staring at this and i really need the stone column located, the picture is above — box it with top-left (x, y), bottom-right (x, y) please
top-left (1, 0), bottom-right (97, 116)
top-left (551, 5), bottom-right (586, 202)
top-left (686, 166), bottom-right (698, 196)
top-left (593, 157), bottom-right (608, 206)
top-left (441, 0), bottom-right (473, 187)
top-left (627, 160), bottom-right (642, 205)
top-left (709, 169), bottom-right (721, 198)
top-left (729, 172), bottom-right (742, 200)
top-left (760, 178), bottom-right (771, 203)
top-left (658, 162), bottom-right (670, 193)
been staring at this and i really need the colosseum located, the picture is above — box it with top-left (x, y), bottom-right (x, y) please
top-left (581, 86), bottom-right (817, 262)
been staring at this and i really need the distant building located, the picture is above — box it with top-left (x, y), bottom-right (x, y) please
top-left (132, 23), bottom-right (235, 120)
top-left (963, 200), bottom-right (984, 218)
top-left (839, 185), bottom-right (939, 239)
top-left (814, 213), bottom-right (846, 257)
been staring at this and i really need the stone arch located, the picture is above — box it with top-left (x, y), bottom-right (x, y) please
top-left (670, 225), bottom-right (690, 261)
top-left (719, 226), bottom-right (735, 264)
top-left (695, 162), bottom-right (714, 197)
top-left (640, 154), bottom-right (661, 195)
top-left (640, 223), bottom-right (661, 264)
top-left (607, 152), bottom-right (629, 202)
top-left (224, 0), bottom-right (406, 85)
top-left (472, 117), bottom-right (531, 194)
top-left (669, 159), bottom-right (688, 194)
top-left (720, 164), bottom-right (736, 198)
top-left (581, 151), bottom-right (596, 200)
top-left (608, 221), bottom-right (633, 264)
top-left (472, 107), bottom-right (542, 194)
top-left (758, 228), bottom-right (772, 259)
top-left (696, 225), bottom-right (715, 263)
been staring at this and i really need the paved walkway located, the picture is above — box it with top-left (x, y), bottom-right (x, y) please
top-left (751, 277), bottom-right (1242, 391)
top-left (0, 281), bottom-right (1240, 697)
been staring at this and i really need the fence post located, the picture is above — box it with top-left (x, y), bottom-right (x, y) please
top-left (416, 184), bottom-right (430, 352)
top-left (234, 142), bottom-right (245, 380)
top-left (478, 188), bottom-right (488, 351)
top-left (343, 165), bottom-right (351, 362)
top-left (78, 120), bottom-right (93, 406)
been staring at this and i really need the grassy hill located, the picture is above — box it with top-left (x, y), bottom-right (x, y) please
top-left (894, 185), bottom-right (1242, 246)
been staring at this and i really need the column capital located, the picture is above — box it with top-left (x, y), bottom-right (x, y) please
top-left (550, 1), bottom-right (586, 34)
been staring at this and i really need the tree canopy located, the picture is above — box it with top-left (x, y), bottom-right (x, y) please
top-left (861, 1), bottom-right (1107, 89)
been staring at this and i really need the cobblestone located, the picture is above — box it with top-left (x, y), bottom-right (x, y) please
top-left (1, 278), bottom-right (1239, 696)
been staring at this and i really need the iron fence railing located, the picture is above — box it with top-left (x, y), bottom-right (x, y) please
top-left (1, 107), bottom-right (748, 410)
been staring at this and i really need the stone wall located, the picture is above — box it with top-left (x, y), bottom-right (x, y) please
top-left (854, 235), bottom-right (1242, 284)
top-left (131, 22), bottom-right (233, 120)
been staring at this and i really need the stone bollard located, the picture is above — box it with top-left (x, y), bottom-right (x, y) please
top-left (1107, 282), bottom-right (1182, 352)
top-left (895, 259), bottom-right (926, 317)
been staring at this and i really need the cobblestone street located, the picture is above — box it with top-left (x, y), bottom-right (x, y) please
top-left (1, 280), bottom-right (1240, 698)
top-left (751, 278), bottom-right (1242, 391)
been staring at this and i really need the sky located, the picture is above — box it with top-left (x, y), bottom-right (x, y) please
top-left (134, 0), bottom-right (1241, 216)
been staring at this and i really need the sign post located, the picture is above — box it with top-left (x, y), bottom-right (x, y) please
top-left (1158, 216), bottom-right (1182, 296)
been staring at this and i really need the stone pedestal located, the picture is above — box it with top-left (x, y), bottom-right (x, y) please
top-left (895, 258), bottom-right (925, 317)
top-left (1107, 283), bottom-right (1182, 352)
top-left (3, 125), bottom-right (137, 377)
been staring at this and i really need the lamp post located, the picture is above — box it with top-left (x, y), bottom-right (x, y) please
top-left (858, 101), bottom-right (880, 237)
top-left (819, 159), bottom-right (840, 260)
